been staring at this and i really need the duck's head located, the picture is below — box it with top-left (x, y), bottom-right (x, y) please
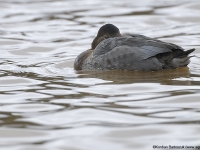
top-left (91, 24), bottom-right (121, 49)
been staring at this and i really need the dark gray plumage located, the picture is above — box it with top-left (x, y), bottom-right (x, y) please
top-left (74, 24), bottom-right (195, 71)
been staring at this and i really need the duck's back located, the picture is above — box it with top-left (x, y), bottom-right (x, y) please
top-left (81, 36), bottom-right (194, 71)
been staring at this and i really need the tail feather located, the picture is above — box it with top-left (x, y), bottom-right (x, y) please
top-left (184, 48), bottom-right (195, 56)
top-left (171, 49), bottom-right (195, 68)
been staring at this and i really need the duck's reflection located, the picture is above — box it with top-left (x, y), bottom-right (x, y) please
top-left (75, 67), bottom-right (191, 85)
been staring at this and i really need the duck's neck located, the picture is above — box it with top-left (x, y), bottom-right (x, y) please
top-left (91, 37), bottom-right (97, 50)
top-left (92, 36), bottom-right (105, 49)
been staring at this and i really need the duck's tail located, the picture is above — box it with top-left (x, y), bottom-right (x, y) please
top-left (172, 48), bottom-right (195, 67)
top-left (184, 48), bottom-right (195, 56)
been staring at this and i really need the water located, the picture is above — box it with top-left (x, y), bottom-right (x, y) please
top-left (0, 0), bottom-right (200, 149)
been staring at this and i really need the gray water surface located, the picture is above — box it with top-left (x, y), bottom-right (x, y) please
top-left (0, 0), bottom-right (200, 150)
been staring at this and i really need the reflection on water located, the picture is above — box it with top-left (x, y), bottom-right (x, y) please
top-left (76, 67), bottom-right (190, 84)
top-left (0, 0), bottom-right (200, 149)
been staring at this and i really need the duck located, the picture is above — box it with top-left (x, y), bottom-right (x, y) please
top-left (74, 24), bottom-right (195, 71)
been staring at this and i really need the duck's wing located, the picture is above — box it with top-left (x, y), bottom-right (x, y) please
top-left (86, 45), bottom-right (164, 71)
top-left (139, 45), bottom-right (171, 59)
top-left (124, 33), bottom-right (183, 51)
top-left (93, 37), bottom-right (174, 60)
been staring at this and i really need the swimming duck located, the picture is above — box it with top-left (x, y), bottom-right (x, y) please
top-left (74, 24), bottom-right (195, 71)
